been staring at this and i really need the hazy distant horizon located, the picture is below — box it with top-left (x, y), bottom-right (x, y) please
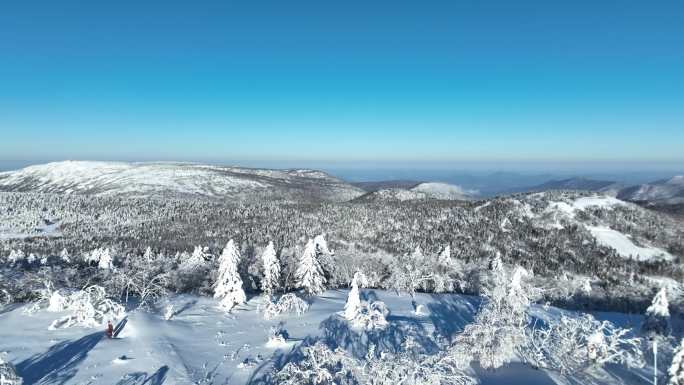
top-left (1, 159), bottom-right (682, 193)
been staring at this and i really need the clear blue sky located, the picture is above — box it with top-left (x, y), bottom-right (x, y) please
top-left (1, 0), bottom-right (683, 167)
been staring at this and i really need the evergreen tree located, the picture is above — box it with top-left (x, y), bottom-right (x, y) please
top-left (643, 287), bottom-right (671, 336)
top-left (344, 272), bottom-right (364, 320)
top-left (296, 239), bottom-right (326, 296)
top-left (261, 241), bottom-right (280, 296)
top-left (214, 240), bottom-right (246, 312)
top-left (437, 245), bottom-right (451, 267)
top-left (59, 248), bottom-right (70, 263)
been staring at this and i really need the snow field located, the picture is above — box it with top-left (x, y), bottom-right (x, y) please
top-left (0, 290), bottom-right (658, 385)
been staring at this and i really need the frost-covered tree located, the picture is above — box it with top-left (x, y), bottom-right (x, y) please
top-left (313, 234), bottom-right (335, 280)
top-left (0, 355), bottom-right (22, 385)
top-left (643, 287), bottom-right (671, 336)
top-left (261, 241), bottom-right (280, 296)
top-left (214, 240), bottom-right (246, 312)
top-left (437, 245), bottom-right (451, 267)
top-left (261, 293), bottom-right (309, 319)
top-left (58, 248), bottom-right (70, 263)
top-left (344, 272), bottom-right (365, 320)
top-left (522, 314), bottom-right (644, 374)
top-left (7, 250), bottom-right (24, 265)
top-left (48, 285), bottom-right (125, 330)
top-left (296, 239), bottom-right (326, 296)
top-left (98, 248), bottom-right (114, 270)
top-left (181, 245), bottom-right (209, 271)
top-left (449, 263), bottom-right (535, 370)
top-left (669, 338), bottom-right (684, 385)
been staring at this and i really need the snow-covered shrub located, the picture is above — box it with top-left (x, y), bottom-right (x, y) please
top-left (273, 342), bottom-right (357, 385)
top-left (669, 338), bottom-right (684, 385)
top-left (85, 248), bottom-right (113, 267)
top-left (59, 248), bottom-right (70, 263)
top-left (46, 289), bottom-right (70, 312)
top-left (261, 293), bottom-right (309, 320)
top-left (271, 342), bottom-right (474, 385)
top-left (523, 313), bottom-right (644, 373)
top-left (49, 285), bottom-right (125, 330)
top-left (180, 245), bottom-right (209, 271)
top-left (362, 345), bottom-right (475, 385)
top-left (296, 239), bottom-right (326, 296)
top-left (7, 250), bottom-right (24, 265)
top-left (266, 325), bottom-right (289, 348)
top-left (349, 300), bottom-right (389, 330)
top-left (642, 287), bottom-right (671, 336)
top-left (0, 356), bottom-right (23, 385)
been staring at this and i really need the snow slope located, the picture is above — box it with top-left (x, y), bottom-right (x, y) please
top-left (0, 290), bottom-right (653, 385)
top-left (537, 195), bottom-right (674, 260)
top-left (587, 226), bottom-right (674, 261)
top-left (0, 161), bottom-right (365, 203)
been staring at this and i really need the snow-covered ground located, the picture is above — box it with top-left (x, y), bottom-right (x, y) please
top-left (587, 226), bottom-right (674, 261)
top-left (0, 290), bottom-right (654, 385)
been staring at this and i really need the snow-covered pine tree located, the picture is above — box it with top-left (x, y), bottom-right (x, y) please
top-left (8, 250), bottom-right (24, 265)
top-left (181, 245), bottom-right (208, 271)
top-left (98, 248), bottom-right (113, 270)
top-left (669, 338), bottom-right (684, 385)
top-left (437, 245), bottom-right (451, 267)
top-left (214, 240), bottom-right (246, 312)
top-left (295, 239), bottom-right (326, 296)
top-left (59, 248), bottom-right (70, 263)
top-left (344, 272), bottom-right (363, 320)
top-left (143, 246), bottom-right (155, 263)
top-left (260, 241), bottom-right (280, 296)
top-left (643, 287), bottom-right (671, 336)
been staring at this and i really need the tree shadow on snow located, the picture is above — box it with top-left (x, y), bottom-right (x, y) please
top-left (114, 366), bottom-right (169, 385)
top-left (427, 294), bottom-right (480, 343)
top-left (320, 313), bottom-right (438, 359)
top-left (17, 331), bottom-right (103, 385)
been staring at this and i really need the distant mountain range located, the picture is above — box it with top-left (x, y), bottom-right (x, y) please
top-left (351, 180), bottom-right (422, 192)
top-left (1, 162), bottom-right (682, 213)
top-left (0, 161), bottom-right (365, 203)
top-left (513, 177), bottom-right (626, 196)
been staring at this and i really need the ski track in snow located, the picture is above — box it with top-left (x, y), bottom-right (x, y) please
top-left (0, 290), bottom-right (654, 385)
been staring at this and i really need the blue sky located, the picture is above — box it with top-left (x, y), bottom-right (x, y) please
top-left (1, 0), bottom-right (683, 167)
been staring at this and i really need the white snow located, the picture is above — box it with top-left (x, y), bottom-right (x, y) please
top-left (0, 290), bottom-right (655, 385)
top-left (410, 182), bottom-right (476, 200)
top-left (587, 226), bottom-right (674, 261)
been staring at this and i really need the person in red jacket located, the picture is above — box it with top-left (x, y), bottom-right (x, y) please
top-left (105, 320), bottom-right (114, 339)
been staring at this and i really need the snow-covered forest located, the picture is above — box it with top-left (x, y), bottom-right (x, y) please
top-left (1, 185), bottom-right (683, 384)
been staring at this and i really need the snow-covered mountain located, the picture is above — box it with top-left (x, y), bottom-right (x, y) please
top-left (351, 180), bottom-right (422, 192)
top-left (528, 177), bottom-right (623, 194)
top-left (617, 176), bottom-right (684, 205)
top-left (411, 182), bottom-right (475, 199)
top-left (0, 161), bottom-right (365, 202)
top-left (352, 182), bottom-right (473, 202)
